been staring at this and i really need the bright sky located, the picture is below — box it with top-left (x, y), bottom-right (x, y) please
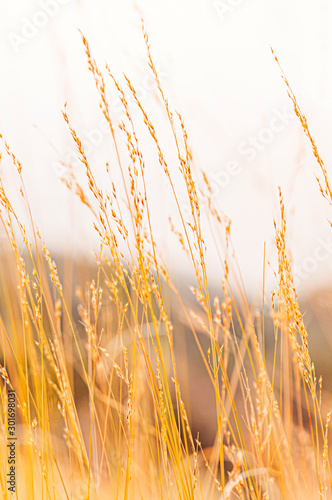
top-left (1, 0), bottom-right (332, 296)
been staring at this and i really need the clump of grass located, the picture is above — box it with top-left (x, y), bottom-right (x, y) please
top-left (0, 24), bottom-right (331, 500)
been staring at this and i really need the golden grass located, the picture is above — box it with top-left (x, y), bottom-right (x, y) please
top-left (0, 25), bottom-right (331, 499)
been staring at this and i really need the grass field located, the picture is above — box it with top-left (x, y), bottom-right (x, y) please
top-left (0, 27), bottom-right (332, 499)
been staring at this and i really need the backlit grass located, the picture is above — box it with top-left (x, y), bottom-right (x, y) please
top-left (0, 25), bottom-right (331, 500)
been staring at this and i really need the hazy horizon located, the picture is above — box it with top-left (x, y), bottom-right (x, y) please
top-left (1, 0), bottom-right (332, 295)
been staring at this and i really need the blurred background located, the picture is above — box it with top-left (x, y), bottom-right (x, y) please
top-left (1, 5), bottom-right (332, 486)
top-left (1, 0), bottom-right (332, 298)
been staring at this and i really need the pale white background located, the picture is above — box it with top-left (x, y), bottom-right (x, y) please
top-left (1, 0), bottom-right (332, 296)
